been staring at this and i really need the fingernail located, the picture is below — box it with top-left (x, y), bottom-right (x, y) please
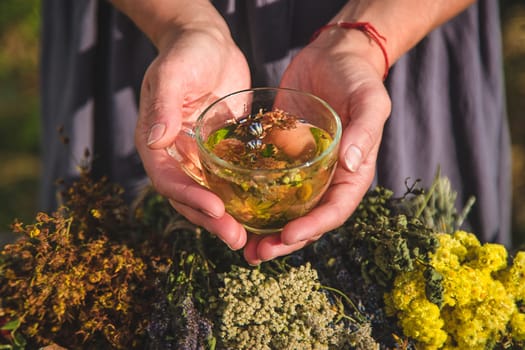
top-left (344, 144), bottom-right (362, 172)
top-left (229, 230), bottom-right (245, 251)
top-left (147, 123), bottom-right (166, 145)
top-left (224, 233), bottom-right (241, 251)
top-left (200, 208), bottom-right (221, 219)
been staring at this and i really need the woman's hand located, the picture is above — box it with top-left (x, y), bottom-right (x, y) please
top-left (134, 24), bottom-right (251, 251)
top-left (243, 28), bottom-right (392, 264)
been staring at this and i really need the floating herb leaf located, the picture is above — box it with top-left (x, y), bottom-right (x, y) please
top-left (206, 128), bottom-right (230, 150)
top-left (310, 127), bottom-right (332, 157)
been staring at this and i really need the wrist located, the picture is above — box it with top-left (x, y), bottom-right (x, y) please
top-left (156, 19), bottom-right (232, 53)
top-left (329, 0), bottom-right (476, 65)
top-left (155, 5), bottom-right (232, 52)
top-left (110, 0), bottom-right (232, 51)
top-left (309, 23), bottom-right (388, 81)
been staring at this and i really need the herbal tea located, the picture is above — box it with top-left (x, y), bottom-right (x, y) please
top-left (200, 108), bottom-right (337, 232)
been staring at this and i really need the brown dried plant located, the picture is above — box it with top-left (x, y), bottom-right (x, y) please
top-left (0, 168), bottom-right (168, 349)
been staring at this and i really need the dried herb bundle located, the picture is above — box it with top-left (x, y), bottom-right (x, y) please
top-left (1, 166), bottom-right (522, 350)
top-left (296, 175), bottom-right (470, 348)
top-left (0, 170), bottom-right (168, 349)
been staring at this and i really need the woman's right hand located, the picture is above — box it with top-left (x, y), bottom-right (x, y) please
top-left (130, 13), bottom-right (251, 250)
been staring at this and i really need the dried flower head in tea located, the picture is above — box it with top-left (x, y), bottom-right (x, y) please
top-left (207, 109), bottom-right (331, 168)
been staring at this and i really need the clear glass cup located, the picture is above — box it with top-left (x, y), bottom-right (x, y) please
top-left (167, 87), bottom-right (341, 234)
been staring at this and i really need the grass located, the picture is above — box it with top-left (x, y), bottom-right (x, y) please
top-left (0, 1), bottom-right (524, 248)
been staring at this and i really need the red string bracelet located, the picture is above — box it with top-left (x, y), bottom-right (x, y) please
top-left (310, 21), bottom-right (389, 80)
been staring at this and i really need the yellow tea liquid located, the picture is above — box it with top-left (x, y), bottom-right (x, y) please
top-left (201, 109), bottom-right (337, 233)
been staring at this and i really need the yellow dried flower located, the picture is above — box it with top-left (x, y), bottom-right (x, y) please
top-left (29, 227), bottom-right (40, 238)
top-left (384, 267), bottom-right (447, 349)
top-left (510, 312), bottom-right (525, 341)
top-left (467, 243), bottom-right (508, 272)
top-left (430, 233), bottom-right (464, 271)
top-left (398, 298), bottom-right (446, 348)
top-left (386, 231), bottom-right (525, 349)
top-left (90, 208), bottom-right (102, 219)
top-left (387, 270), bottom-right (426, 312)
top-left (451, 230), bottom-right (480, 254)
top-left (499, 251), bottom-right (525, 301)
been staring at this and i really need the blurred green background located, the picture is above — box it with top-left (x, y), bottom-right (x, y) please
top-left (0, 0), bottom-right (40, 232)
top-left (0, 1), bottom-right (524, 248)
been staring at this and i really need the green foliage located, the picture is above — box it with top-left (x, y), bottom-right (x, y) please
top-left (0, 318), bottom-right (26, 349)
top-left (0, 0), bottom-right (41, 233)
top-left (343, 185), bottom-right (440, 287)
top-left (0, 0), bottom-right (40, 157)
top-left (390, 171), bottom-right (475, 234)
top-left (0, 0), bottom-right (39, 34)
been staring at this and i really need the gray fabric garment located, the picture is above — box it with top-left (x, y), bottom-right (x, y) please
top-left (40, 0), bottom-right (511, 246)
top-left (379, 3), bottom-right (511, 246)
top-left (40, 0), bottom-right (155, 207)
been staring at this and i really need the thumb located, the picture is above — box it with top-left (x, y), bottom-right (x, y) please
top-left (138, 66), bottom-right (184, 150)
top-left (340, 84), bottom-right (391, 172)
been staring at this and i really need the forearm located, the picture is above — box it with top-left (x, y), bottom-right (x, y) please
top-left (109, 0), bottom-right (230, 50)
top-left (315, 0), bottom-right (476, 78)
top-left (338, 0), bottom-right (476, 63)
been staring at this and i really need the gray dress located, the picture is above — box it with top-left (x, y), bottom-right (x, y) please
top-left (40, 0), bottom-right (511, 246)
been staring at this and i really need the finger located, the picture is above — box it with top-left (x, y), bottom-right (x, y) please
top-left (280, 154), bottom-right (377, 245)
top-left (163, 166), bottom-right (225, 218)
top-left (280, 184), bottom-right (362, 245)
top-left (169, 199), bottom-right (247, 250)
top-left (245, 234), bottom-right (310, 263)
top-left (340, 82), bottom-right (391, 173)
top-left (136, 133), bottom-right (226, 218)
top-left (137, 59), bottom-right (186, 150)
top-left (243, 234), bottom-right (264, 265)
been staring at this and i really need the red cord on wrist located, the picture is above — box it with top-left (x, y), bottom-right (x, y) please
top-left (310, 21), bottom-right (389, 80)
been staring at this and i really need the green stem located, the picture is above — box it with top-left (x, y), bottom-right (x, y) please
top-left (321, 284), bottom-right (366, 323)
top-left (415, 166), bottom-right (441, 219)
top-left (455, 195), bottom-right (476, 230)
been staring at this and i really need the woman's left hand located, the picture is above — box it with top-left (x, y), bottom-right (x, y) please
top-left (243, 28), bottom-right (392, 264)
